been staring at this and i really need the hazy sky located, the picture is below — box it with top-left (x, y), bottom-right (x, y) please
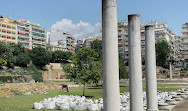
top-left (0, 0), bottom-right (188, 39)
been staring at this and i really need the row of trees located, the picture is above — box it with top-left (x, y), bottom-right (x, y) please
top-left (0, 42), bottom-right (72, 69)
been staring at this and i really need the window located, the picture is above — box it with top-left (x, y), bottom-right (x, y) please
top-left (12, 37), bottom-right (15, 40)
top-left (7, 25), bottom-right (11, 29)
top-left (2, 35), bottom-right (6, 38)
top-left (12, 32), bottom-right (15, 35)
top-left (7, 36), bottom-right (11, 39)
top-left (7, 31), bottom-right (11, 34)
top-left (12, 27), bottom-right (15, 29)
top-left (2, 30), bottom-right (6, 33)
top-left (2, 24), bottom-right (6, 28)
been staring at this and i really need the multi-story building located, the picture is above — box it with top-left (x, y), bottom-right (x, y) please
top-left (119, 22), bottom-right (176, 64)
top-left (16, 19), bottom-right (32, 49)
top-left (66, 33), bottom-right (75, 53)
top-left (173, 36), bottom-right (183, 67)
top-left (46, 44), bottom-right (67, 51)
top-left (182, 23), bottom-right (188, 67)
top-left (118, 22), bottom-right (127, 56)
top-left (47, 32), bottom-right (75, 53)
top-left (31, 23), bottom-right (46, 48)
top-left (75, 36), bottom-right (102, 52)
top-left (75, 39), bottom-right (84, 52)
top-left (17, 19), bottom-right (46, 49)
top-left (0, 17), bottom-right (46, 49)
top-left (0, 16), bottom-right (17, 44)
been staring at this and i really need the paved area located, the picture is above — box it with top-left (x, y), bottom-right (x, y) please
top-left (171, 98), bottom-right (188, 111)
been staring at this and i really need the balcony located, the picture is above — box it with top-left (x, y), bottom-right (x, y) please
top-left (155, 30), bottom-right (166, 34)
top-left (118, 48), bottom-right (123, 51)
top-left (118, 34), bottom-right (122, 36)
top-left (18, 41), bottom-right (29, 44)
top-left (182, 25), bottom-right (188, 28)
top-left (18, 36), bottom-right (30, 40)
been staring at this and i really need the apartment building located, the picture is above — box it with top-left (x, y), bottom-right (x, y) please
top-left (17, 19), bottom-right (46, 49)
top-left (118, 22), bottom-right (127, 55)
top-left (47, 32), bottom-right (75, 53)
top-left (66, 33), bottom-right (75, 53)
top-left (174, 36), bottom-right (183, 67)
top-left (16, 19), bottom-right (32, 49)
top-left (118, 22), bottom-right (176, 64)
top-left (31, 23), bottom-right (46, 48)
top-left (182, 23), bottom-right (188, 67)
top-left (46, 44), bottom-right (67, 51)
top-left (0, 16), bottom-right (17, 44)
top-left (75, 36), bottom-right (102, 52)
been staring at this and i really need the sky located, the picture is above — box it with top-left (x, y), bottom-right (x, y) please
top-left (0, 0), bottom-right (188, 41)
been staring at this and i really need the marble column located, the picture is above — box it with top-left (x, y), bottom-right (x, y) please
top-left (102, 0), bottom-right (120, 111)
top-left (145, 25), bottom-right (158, 111)
top-left (128, 14), bottom-right (143, 111)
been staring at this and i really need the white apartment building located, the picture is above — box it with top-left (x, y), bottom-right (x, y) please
top-left (16, 19), bottom-right (46, 49)
top-left (30, 23), bottom-right (46, 48)
top-left (16, 19), bottom-right (32, 49)
top-left (182, 23), bottom-right (188, 67)
top-left (121, 22), bottom-right (176, 64)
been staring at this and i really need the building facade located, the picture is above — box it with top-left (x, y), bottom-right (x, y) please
top-left (16, 19), bottom-right (32, 49)
top-left (182, 23), bottom-right (188, 67)
top-left (66, 33), bottom-right (75, 53)
top-left (0, 17), bottom-right (46, 50)
top-left (173, 36), bottom-right (183, 67)
top-left (47, 32), bottom-right (75, 53)
top-left (46, 44), bottom-right (67, 51)
top-left (117, 22), bottom-right (177, 64)
top-left (118, 22), bottom-right (127, 56)
top-left (75, 36), bottom-right (102, 52)
top-left (0, 16), bottom-right (17, 44)
top-left (31, 23), bottom-right (46, 48)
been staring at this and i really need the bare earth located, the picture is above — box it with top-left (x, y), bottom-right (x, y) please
top-left (171, 98), bottom-right (188, 111)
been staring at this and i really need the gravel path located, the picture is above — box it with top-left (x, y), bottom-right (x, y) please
top-left (171, 98), bottom-right (188, 111)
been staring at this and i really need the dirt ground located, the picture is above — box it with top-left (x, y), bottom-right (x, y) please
top-left (171, 98), bottom-right (188, 111)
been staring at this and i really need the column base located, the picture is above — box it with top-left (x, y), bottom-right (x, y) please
top-left (147, 109), bottom-right (158, 111)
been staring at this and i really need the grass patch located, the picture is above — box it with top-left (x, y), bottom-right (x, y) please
top-left (0, 83), bottom-right (188, 111)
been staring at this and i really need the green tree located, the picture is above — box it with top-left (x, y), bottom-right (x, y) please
top-left (10, 43), bottom-right (31, 67)
top-left (15, 53), bottom-right (31, 67)
top-left (30, 46), bottom-right (52, 69)
top-left (0, 58), bottom-right (7, 68)
top-left (156, 40), bottom-right (171, 68)
top-left (90, 61), bottom-right (102, 85)
top-left (0, 42), bottom-right (16, 68)
top-left (90, 39), bottom-right (128, 79)
top-left (119, 54), bottom-right (128, 79)
top-left (63, 47), bottom-right (100, 96)
top-left (51, 50), bottom-right (72, 63)
top-left (90, 39), bottom-right (102, 60)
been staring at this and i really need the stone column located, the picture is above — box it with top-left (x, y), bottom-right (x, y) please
top-left (49, 65), bottom-right (52, 80)
top-left (170, 62), bottom-right (173, 80)
top-left (102, 0), bottom-right (120, 111)
top-left (145, 25), bottom-right (158, 111)
top-left (128, 14), bottom-right (143, 111)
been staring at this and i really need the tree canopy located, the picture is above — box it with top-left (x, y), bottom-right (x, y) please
top-left (156, 40), bottom-right (171, 68)
top-left (30, 46), bottom-right (52, 69)
top-left (50, 50), bottom-right (72, 63)
top-left (63, 47), bottom-right (102, 96)
top-left (119, 54), bottom-right (128, 79)
top-left (90, 39), bottom-right (102, 60)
